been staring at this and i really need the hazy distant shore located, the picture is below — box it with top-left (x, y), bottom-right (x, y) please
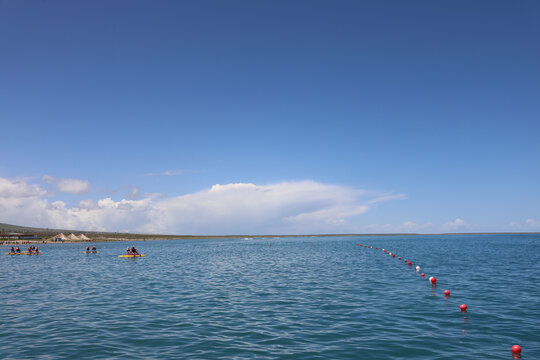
top-left (1, 221), bottom-right (538, 246)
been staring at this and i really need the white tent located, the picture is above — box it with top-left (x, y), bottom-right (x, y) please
top-left (79, 234), bottom-right (90, 241)
top-left (68, 233), bottom-right (80, 241)
top-left (54, 233), bottom-right (69, 241)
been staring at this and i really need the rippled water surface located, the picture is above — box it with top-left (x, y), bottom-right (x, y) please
top-left (1, 234), bottom-right (539, 359)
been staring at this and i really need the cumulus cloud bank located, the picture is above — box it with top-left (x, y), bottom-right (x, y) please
top-left (0, 178), bottom-right (51, 228)
top-left (0, 177), bottom-right (403, 234)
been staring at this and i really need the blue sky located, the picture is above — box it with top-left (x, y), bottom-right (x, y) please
top-left (0, 1), bottom-right (539, 234)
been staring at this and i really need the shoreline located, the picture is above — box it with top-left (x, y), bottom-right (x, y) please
top-left (1, 231), bottom-right (538, 246)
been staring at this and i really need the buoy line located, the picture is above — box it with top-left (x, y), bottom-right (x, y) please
top-left (355, 242), bottom-right (522, 356)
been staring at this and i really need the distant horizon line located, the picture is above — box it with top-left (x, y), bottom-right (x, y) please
top-left (1, 222), bottom-right (538, 238)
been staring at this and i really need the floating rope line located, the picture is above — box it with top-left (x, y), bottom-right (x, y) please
top-left (355, 242), bottom-right (522, 356)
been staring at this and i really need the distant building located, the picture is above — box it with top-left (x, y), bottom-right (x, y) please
top-left (0, 233), bottom-right (41, 240)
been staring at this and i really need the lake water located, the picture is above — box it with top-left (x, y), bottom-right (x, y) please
top-left (1, 234), bottom-right (539, 359)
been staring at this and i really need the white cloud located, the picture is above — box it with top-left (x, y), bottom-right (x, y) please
top-left (0, 178), bottom-right (46, 199)
top-left (510, 218), bottom-right (540, 230)
top-left (442, 218), bottom-right (469, 231)
top-left (56, 178), bottom-right (90, 194)
top-left (143, 181), bottom-right (396, 234)
top-left (0, 178), bottom-right (50, 227)
top-left (142, 169), bottom-right (194, 177)
top-left (161, 170), bottom-right (185, 176)
top-left (144, 192), bottom-right (165, 199)
top-left (41, 175), bottom-right (90, 194)
top-left (41, 175), bottom-right (55, 185)
top-left (0, 177), bottom-right (403, 234)
top-left (126, 186), bottom-right (140, 200)
top-left (364, 221), bottom-right (435, 233)
top-left (78, 199), bottom-right (98, 210)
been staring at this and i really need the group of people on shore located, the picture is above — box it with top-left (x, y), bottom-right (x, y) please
top-left (3, 241), bottom-right (45, 245)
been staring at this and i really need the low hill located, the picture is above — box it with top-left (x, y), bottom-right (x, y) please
top-left (0, 222), bottom-right (73, 234)
top-left (0, 222), bottom-right (299, 242)
top-left (0, 222), bottom-right (198, 242)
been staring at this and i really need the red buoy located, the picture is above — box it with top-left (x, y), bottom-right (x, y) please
top-left (421, 273), bottom-right (425, 277)
top-left (512, 345), bottom-right (521, 354)
top-left (444, 290), bottom-right (450, 296)
top-left (392, 254), bottom-right (396, 258)
top-left (408, 261), bottom-right (412, 266)
top-left (356, 243), bottom-right (359, 246)
top-left (376, 248), bottom-right (378, 250)
top-left (460, 304), bottom-right (467, 312)
top-left (430, 277), bottom-right (437, 284)
top-left (398, 257), bottom-right (401, 260)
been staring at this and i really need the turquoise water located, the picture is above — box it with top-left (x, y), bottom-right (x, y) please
top-left (1, 234), bottom-right (539, 359)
